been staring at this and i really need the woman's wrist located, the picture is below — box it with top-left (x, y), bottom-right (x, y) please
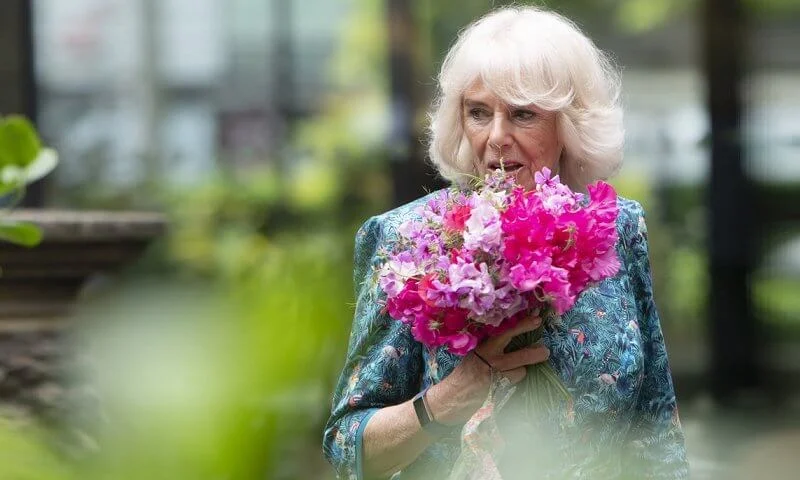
top-left (424, 381), bottom-right (470, 426)
top-left (412, 387), bottom-right (457, 436)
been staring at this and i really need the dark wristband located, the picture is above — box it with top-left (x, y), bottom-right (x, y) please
top-left (412, 387), bottom-right (457, 436)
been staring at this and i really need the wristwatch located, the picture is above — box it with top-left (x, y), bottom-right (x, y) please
top-left (412, 387), bottom-right (458, 436)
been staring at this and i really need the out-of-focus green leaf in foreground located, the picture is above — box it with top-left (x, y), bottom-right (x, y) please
top-left (0, 232), bottom-right (352, 479)
top-left (0, 419), bottom-right (74, 480)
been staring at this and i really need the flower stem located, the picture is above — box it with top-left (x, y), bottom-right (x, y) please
top-left (506, 322), bottom-right (571, 421)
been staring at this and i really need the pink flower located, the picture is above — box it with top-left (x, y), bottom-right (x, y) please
top-left (542, 268), bottom-right (575, 314)
top-left (417, 273), bottom-right (453, 308)
top-left (378, 170), bottom-right (621, 356)
top-left (385, 279), bottom-right (426, 324)
top-left (534, 167), bottom-right (552, 186)
top-left (411, 316), bottom-right (443, 346)
top-left (379, 252), bottom-right (419, 297)
top-left (463, 194), bottom-right (503, 252)
top-left (440, 307), bottom-right (467, 330)
top-left (508, 253), bottom-right (553, 292)
top-left (443, 204), bottom-right (472, 233)
top-left (443, 331), bottom-right (478, 356)
top-left (448, 259), bottom-right (496, 315)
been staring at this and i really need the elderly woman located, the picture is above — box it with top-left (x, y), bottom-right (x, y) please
top-left (324, 6), bottom-right (689, 480)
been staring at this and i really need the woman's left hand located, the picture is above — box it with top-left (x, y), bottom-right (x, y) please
top-left (424, 316), bottom-right (550, 425)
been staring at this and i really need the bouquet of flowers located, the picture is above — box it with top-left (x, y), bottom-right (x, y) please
top-left (377, 166), bottom-right (620, 418)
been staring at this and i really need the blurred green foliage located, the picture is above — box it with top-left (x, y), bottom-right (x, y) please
top-left (611, 175), bottom-right (709, 342)
top-left (0, 419), bottom-right (74, 480)
top-left (0, 115), bottom-right (58, 246)
top-left (0, 162), bottom-right (358, 478)
top-left (0, 243), bottom-right (354, 479)
top-left (77, 237), bottom-right (354, 479)
top-left (127, 168), bottom-right (361, 479)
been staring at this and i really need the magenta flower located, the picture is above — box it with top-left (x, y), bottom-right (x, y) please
top-left (443, 331), bottom-right (478, 356)
top-left (377, 168), bottom-right (620, 356)
top-left (443, 203), bottom-right (472, 233)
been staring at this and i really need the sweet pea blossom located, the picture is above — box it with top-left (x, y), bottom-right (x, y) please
top-left (377, 168), bottom-right (620, 356)
top-left (463, 194), bottom-right (503, 252)
top-left (378, 251), bottom-right (419, 297)
top-left (448, 259), bottom-right (496, 315)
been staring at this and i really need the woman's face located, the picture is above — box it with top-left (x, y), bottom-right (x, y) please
top-left (461, 81), bottom-right (562, 190)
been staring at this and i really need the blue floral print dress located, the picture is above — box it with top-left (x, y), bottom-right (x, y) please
top-left (323, 192), bottom-right (689, 479)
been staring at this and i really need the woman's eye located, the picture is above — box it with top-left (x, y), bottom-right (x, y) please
top-left (469, 108), bottom-right (489, 120)
top-left (513, 110), bottom-right (536, 121)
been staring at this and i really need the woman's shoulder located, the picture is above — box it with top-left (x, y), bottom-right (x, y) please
top-left (616, 195), bottom-right (645, 219)
top-left (614, 195), bottom-right (650, 255)
top-left (376, 189), bottom-right (445, 223)
top-left (356, 189), bottom-right (446, 239)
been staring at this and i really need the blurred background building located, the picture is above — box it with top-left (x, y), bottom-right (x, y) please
top-left (33, 0), bottom-right (352, 193)
top-left (30, 1), bottom-right (800, 193)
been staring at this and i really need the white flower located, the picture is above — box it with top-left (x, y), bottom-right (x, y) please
top-left (378, 257), bottom-right (418, 297)
top-left (463, 195), bottom-right (502, 252)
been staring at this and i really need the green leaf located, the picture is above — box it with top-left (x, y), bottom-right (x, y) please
top-left (0, 174), bottom-right (24, 197)
top-left (0, 116), bottom-right (42, 168)
top-left (23, 148), bottom-right (58, 184)
top-left (0, 221), bottom-right (43, 247)
top-left (0, 165), bottom-right (25, 186)
top-left (0, 148), bottom-right (58, 193)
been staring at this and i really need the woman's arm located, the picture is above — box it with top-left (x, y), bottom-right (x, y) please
top-left (621, 201), bottom-right (690, 478)
top-left (361, 397), bottom-right (439, 478)
top-left (323, 216), bottom-right (426, 479)
top-left (363, 316), bottom-right (547, 478)
top-left (324, 215), bottom-right (548, 479)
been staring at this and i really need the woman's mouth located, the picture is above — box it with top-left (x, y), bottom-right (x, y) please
top-left (488, 161), bottom-right (524, 173)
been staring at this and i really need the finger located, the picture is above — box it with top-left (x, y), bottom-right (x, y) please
top-left (494, 345), bottom-right (550, 372)
top-left (485, 315), bottom-right (542, 352)
top-left (501, 366), bottom-right (527, 385)
top-left (470, 350), bottom-right (494, 373)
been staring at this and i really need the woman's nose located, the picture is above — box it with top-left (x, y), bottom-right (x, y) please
top-left (488, 115), bottom-right (512, 149)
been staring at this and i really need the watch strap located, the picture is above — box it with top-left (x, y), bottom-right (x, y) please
top-left (412, 387), bottom-right (457, 436)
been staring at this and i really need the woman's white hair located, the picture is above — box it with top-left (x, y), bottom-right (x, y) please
top-left (427, 6), bottom-right (624, 190)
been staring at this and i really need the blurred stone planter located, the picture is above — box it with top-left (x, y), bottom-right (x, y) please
top-left (0, 210), bottom-right (166, 423)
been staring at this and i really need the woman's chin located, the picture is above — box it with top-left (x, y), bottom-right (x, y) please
top-left (514, 170), bottom-right (536, 190)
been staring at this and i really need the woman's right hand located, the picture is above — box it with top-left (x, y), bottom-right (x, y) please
top-left (424, 316), bottom-right (551, 426)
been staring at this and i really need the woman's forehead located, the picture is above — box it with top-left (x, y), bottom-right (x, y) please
top-left (461, 81), bottom-right (535, 109)
top-left (462, 81), bottom-right (492, 100)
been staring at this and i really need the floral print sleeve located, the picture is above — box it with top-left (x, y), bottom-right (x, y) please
top-left (621, 201), bottom-right (690, 478)
top-left (323, 215), bottom-right (424, 480)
